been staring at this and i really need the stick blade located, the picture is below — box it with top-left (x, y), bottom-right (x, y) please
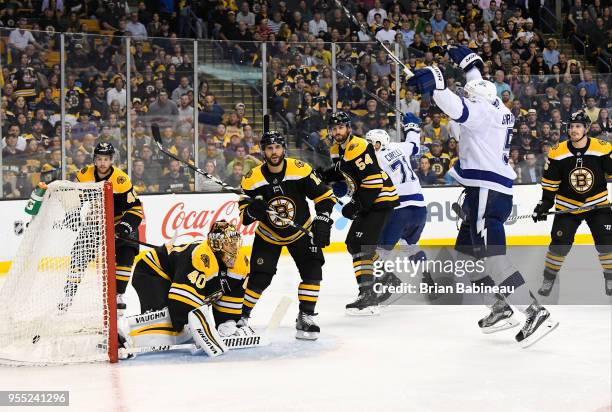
top-left (265, 296), bottom-right (292, 332)
top-left (151, 123), bottom-right (162, 144)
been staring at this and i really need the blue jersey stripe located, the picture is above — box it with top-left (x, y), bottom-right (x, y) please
top-left (399, 194), bottom-right (425, 202)
top-left (453, 162), bottom-right (513, 188)
top-left (454, 98), bottom-right (469, 123)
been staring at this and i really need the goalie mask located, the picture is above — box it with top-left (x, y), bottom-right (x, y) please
top-left (207, 220), bottom-right (242, 268)
top-left (464, 79), bottom-right (497, 104)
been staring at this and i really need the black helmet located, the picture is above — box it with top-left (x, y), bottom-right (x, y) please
top-left (259, 131), bottom-right (286, 151)
top-left (94, 142), bottom-right (115, 157)
top-left (569, 111), bottom-right (591, 129)
top-left (328, 111), bottom-right (352, 129)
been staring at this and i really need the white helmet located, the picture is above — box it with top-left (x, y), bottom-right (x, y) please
top-left (464, 79), bottom-right (498, 103)
top-left (365, 129), bottom-right (390, 150)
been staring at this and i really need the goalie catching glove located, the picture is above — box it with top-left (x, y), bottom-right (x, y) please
top-left (311, 212), bottom-right (333, 247)
top-left (447, 45), bottom-right (484, 73)
top-left (406, 66), bottom-right (446, 96)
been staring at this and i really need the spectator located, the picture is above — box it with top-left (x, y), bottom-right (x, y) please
top-left (416, 157), bottom-right (437, 185)
top-left (597, 109), bottom-right (611, 138)
top-left (423, 112), bottom-right (450, 144)
top-left (177, 94), bottom-right (194, 131)
top-left (171, 76), bottom-right (194, 104)
top-left (198, 160), bottom-right (225, 192)
top-left (126, 11), bottom-right (148, 40)
top-left (236, 1), bottom-right (255, 27)
top-left (225, 161), bottom-right (244, 187)
top-left (370, 50), bottom-right (392, 77)
top-left (132, 158), bottom-right (157, 193)
top-left (8, 18), bottom-right (41, 56)
top-left (400, 90), bottom-right (420, 116)
top-left (430, 9), bottom-right (448, 34)
top-left (107, 76), bottom-right (127, 110)
top-left (376, 18), bottom-right (396, 43)
top-left (160, 160), bottom-right (190, 193)
top-left (543, 38), bottom-right (560, 69)
top-left (367, 0), bottom-right (387, 26)
top-left (198, 94), bottom-right (225, 126)
top-left (584, 96), bottom-right (601, 124)
top-left (148, 90), bottom-right (179, 128)
top-left (518, 152), bottom-right (541, 184)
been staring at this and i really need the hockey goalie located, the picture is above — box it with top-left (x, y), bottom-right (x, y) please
top-left (119, 220), bottom-right (262, 358)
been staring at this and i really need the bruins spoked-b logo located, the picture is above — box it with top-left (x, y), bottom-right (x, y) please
top-left (569, 167), bottom-right (594, 193)
top-left (268, 196), bottom-right (296, 228)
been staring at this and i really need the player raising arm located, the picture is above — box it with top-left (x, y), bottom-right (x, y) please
top-left (318, 112), bottom-right (399, 315)
top-left (122, 221), bottom-right (254, 357)
top-left (533, 111), bottom-right (612, 296)
top-left (365, 116), bottom-right (433, 305)
top-left (407, 46), bottom-right (557, 347)
top-left (238, 131), bottom-right (335, 340)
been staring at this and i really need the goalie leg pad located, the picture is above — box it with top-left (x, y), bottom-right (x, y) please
top-left (188, 305), bottom-right (228, 357)
top-left (123, 307), bottom-right (191, 348)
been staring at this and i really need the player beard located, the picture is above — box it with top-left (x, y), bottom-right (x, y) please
top-left (265, 153), bottom-right (285, 167)
top-left (333, 129), bottom-right (350, 145)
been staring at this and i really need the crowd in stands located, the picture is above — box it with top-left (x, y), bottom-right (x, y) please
top-left (0, 0), bottom-right (611, 198)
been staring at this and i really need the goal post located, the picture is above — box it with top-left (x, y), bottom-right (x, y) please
top-left (0, 180), bottom-right (118, 365)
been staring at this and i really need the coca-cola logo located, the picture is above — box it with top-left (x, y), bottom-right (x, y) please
top-left (161, 200), bottom-right (256, 240)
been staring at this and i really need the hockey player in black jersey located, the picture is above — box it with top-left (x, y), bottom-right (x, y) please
top-left (318, 112), bottom-right (399, 315)
top-left (533, 111), bottom-right (612, 296)
top-left (238, 131), bottom-right (335, 340)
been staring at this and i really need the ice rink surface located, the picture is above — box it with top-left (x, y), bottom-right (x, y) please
top-left (1, 252), bottom-right (610, 412)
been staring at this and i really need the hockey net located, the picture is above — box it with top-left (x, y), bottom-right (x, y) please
top-left (0, 180), bottom-right (117, 365)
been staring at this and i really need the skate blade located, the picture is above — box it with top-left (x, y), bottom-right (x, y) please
top-left (518, 319), bottom-right (559, 348)
top-left (480, 316), bottom-right (520, 334)
top-left (295, 330), bottom-right (319, 340)
top-left (345, 306), bottom-right (380, 316)
top-left (378, 292), bottom-right (404, 307)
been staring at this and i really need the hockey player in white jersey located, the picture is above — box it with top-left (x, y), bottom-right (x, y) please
top-left (365, 114), bottom-right (433, 304)
top-left (407, 46), bottom-right (558, 348)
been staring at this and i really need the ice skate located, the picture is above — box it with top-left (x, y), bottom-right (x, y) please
top-left (515, 303), bottom-right (559, 348)
top-left (296, 311), bottom-right (320, 340)
top-left (375, 272), bottom-right (402, 305)
top-left (537, 276), bottom-right (556, 297)
top-left (346, 288), bottom-right (380, 316)
top-left (478, 299), bottom-right (519, 334)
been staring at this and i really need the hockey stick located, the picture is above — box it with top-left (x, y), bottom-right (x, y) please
top-left (451, 201), bottom-right (612, 224)
top-left (332, 0), bottom-right (414, 78)
top-left (118, 296), bottom-right (292, 358)
top-left (150, 124), bottom-right (311, 237)
top-left (116, 235), bottom-right (157, 249)
top-left (332, 67), bottom-right (404, 116)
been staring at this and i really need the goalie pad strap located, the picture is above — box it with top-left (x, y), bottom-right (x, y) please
top-left (188, 305), bottom-right (228, 357)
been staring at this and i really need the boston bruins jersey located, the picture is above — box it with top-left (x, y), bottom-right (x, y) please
top-left (329, 135), bottom-right (399, 211)
top-left (140, 242), bottom-right (250, 328)
top-left (76, 165), bottom-right (144, 228)
top-left (541, 138), bottom-right (612, 214)
top-left (424, 152), bottom-right (451, 178)
top-left (239, 158), bottom-right (335, 245)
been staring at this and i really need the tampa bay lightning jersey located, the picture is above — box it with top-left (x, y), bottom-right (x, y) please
top-left (446, 97), bottom-right (517, 195)
top-left (374, 130), bottom-right (425, 208)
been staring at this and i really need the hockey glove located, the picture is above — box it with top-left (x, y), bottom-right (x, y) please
top-left (447, 45), bottom-right (484, 73)
top-left (406, 66), bottom-right (446, 96)
top-left (532, 199), bottom-right (553, 223)
top-left (341, 198), bottom-right (361, 220)
top-left (115, 221), bottom-right (133, 237)
top-left (312, 212), bottom-right (333, 248)
top-left (245, 197), bottom-right (269, 222)
top-left (332, 181), bottom-right (348, 198)
top-left (403, 112), bottom-right (421, 134)
top-left (316, 163), bottom-right (341, 184)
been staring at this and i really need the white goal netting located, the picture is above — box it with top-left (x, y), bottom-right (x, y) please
top-left (0, 180), bottom-right (116, 365)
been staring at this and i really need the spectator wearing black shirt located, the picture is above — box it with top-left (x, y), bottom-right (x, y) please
top-left (160, 159), bottom-right (190, 193)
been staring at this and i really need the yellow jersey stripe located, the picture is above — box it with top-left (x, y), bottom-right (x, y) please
top-left (313, 190), bottom-right (333, 204)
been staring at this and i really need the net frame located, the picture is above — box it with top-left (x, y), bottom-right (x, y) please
top-left (0, 180), bottom-right (118, 365)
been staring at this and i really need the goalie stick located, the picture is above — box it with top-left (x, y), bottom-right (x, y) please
top-left (451, 201), bottom-right (612, 224)
top-left (150, 124), bottom-right (311, 237)
top-left (118, 296), bottom-right (292, 358)
top-left (332, 0), bottom-right (414, 79)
